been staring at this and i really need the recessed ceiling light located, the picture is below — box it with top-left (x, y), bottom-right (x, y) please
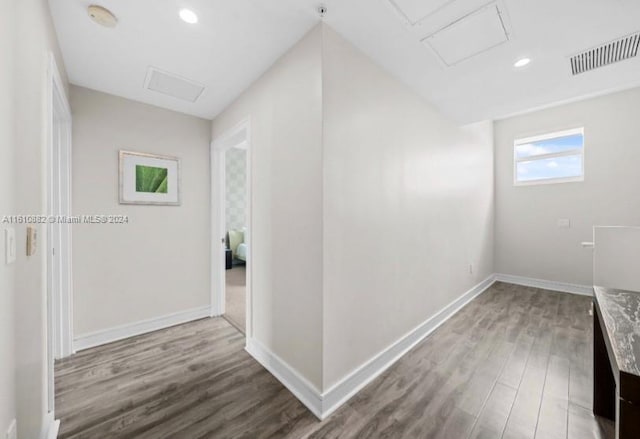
top-left (179, 8), bottom-right (198, 24)
top-left (514, 58), bottom-right (531, 68)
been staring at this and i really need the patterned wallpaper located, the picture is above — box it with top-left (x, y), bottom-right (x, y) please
top-left (225, 146), bottom-right (246, 231)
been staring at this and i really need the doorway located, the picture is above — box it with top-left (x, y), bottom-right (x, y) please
top-left (46, 53), bottom-right (73, 432)
top-left (211, 119), bottom-right (251, 338)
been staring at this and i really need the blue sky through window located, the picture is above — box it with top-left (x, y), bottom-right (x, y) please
top-left (517, 155), bottom-right (582, 181)
top-left (515, 131), bottom-right (584, 183)
top-left (515, 133), bottom-right (583, 159)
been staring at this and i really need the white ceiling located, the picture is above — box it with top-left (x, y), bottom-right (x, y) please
top-left (48, 0), bottom-right (320, 120)
top-left (49, 0), bottom-right (640, 123)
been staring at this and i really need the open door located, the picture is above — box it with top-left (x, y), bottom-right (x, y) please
top-left (211, 119), bottom-right (252, 339)
top-left (45, 53), bottom-right (73, 437)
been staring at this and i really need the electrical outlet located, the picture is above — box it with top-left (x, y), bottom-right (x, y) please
top-left (557, 218), bottom-right (571, 228)
top-left (6, 419), bottom-right (16, 439)
top-left (4, 228), bottom-right (16, 264)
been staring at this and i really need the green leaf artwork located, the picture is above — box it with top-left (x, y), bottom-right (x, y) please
top-left (135, 165), bottom-right (168, 193)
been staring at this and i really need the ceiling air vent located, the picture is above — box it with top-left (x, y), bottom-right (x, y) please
top-left (144, 67), bottom-right (205, 102)
top-left (570, 32), bottom-right (640, 75)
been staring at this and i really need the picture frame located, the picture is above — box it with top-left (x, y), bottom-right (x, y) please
top-left (119, 150), bottom-right (181, 205)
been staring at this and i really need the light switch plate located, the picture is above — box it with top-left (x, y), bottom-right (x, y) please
top-left (557, 218), bottom-right (571, 228)
top-left (26, 226), bottom-right (37, 256)
top-left (6, 419), bottom-right (17, 439)
top-left (4, 228), bottom-right (16, 264)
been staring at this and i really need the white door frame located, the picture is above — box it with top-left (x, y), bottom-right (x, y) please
top-left (210, 118), bottom-right (252, 340)
top-left (46, 52), bottom-right (73, 415)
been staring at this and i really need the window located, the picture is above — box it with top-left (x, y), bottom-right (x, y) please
top-left (514, 128), bottom-right (584, 185)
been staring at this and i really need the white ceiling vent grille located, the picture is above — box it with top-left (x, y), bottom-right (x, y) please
top-left (570, 32), bottom-right (640, 75)
top-left (144, 67), bottom-right (205, 102)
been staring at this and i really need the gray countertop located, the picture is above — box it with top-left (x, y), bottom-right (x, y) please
top-left (594, 286), bottom-right (640, 377)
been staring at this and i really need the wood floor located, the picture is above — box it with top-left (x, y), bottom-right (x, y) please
top-left (55, 282), bottom-right (614, 438)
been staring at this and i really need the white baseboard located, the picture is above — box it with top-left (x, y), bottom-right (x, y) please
top-left (495, 273), bottom-right (593, 296)
top-left (320, 274), bottom-right (496, 418)
top-left (41, 412), bottom-right (59, 439)
top-left (245, 337), bottom-right (324, 419)
top-left (245, 275), bottom-right (496, 420)
top-left (74, 305), bottom-right (212, 351)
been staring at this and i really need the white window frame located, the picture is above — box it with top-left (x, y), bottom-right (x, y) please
top-left (513, 127), bottom-right (585, 186)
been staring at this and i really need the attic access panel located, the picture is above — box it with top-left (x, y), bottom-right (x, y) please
top-left (422, 3), bottom-right (509, 66)
top-left (389, 0), bottom-right (458, 25)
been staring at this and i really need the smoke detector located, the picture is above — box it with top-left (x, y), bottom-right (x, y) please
top-left (88, 5), bottom-right (118, 28)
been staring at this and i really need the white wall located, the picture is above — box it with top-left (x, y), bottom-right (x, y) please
top-left (594, 227), bottom-right (640, 291)
top-left (495, 87), bottom-right (640, 286)
top-left (0, 0), bottom-right (16, 435)
top-left (211, 23), bottom-right (494, 395)
top-left (321, 26), bottom-right (495, 389)
top-left (211, 26), bottom-right (324, 390)
top-left (12, 0), bottom-right (68, 437)
top-left (70, 86), bottom-right (212, 336)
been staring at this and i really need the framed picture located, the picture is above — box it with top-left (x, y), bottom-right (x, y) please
top-left (119, 150), bottom-right (180, 205)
